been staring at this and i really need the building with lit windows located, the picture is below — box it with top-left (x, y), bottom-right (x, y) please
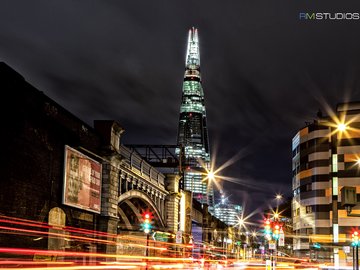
top-left (292, 102), bottom-right (360, 262)
top-left (214, 195), bottom-right (242, 226)
top-left (176, 27), bottom-right (213, 208)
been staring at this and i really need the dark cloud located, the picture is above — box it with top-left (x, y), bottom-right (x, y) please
top-left (1, 0), bottom-right (360, 216)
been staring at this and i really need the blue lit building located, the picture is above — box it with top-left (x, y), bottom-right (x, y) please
top-left (214, 194), bottom-right (242, 226)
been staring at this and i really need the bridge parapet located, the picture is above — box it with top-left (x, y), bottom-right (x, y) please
top-left (119, 145), bottom-right (165, 186)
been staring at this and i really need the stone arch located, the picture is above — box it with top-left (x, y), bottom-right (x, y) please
top-left (118, 207), bottom-right (132, 230)
top-left (118, 190), bottom-right (165, 228)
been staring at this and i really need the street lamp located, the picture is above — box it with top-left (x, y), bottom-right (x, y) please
top-left (275, 194), bottom-right (283, 210)
top-left (238, 217), bottom-right (245, 228)
top-left (203, 169), bottom-right (220, 194)
top-left (207, 171), bottom-right (215, 182)
top-left (236, 217), bottom-right (247, 259)
top-left (198, 169), bottom-right (219, 250)
top-left (337, 123), bottom-right (347, 132)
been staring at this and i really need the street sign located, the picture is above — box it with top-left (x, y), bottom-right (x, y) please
top-left (269, 241), bottom-right (276, 250)
top-left (155, 232), bottom-right (169, 242)
top-left (176, 230), bottom-right (182, 244)
top-left (279, 232), bottom-right (285, 246)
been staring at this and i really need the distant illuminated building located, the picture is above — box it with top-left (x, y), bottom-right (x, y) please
top-left (214, 194), bottom-right (242, 226)
top-left (176, 27), bottom-right (213, 208)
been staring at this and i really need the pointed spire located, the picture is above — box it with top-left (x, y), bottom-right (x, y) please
top-left (185, 27), bottom-right (200, 67)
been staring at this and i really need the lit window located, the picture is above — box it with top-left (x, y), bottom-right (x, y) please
top-left (333, 177), bottom-right (338, 196)
top-left (333, 224), bottom-right (339, 243)
top-left (332, 154), bottom-right (338, 172)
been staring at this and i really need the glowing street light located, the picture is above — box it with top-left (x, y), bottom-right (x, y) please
top-left (207, 171), bottom-right (215, 181)
top-left (238, 217), bottom-right (245, 228)
top-left (357, 159), bottom-right (360, 166)
top-left (337, 123), bottom-right (347, 132)
top-left (202, 168), bottom-right (223, 194)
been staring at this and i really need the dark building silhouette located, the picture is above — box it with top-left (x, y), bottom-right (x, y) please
top-left (0, 62), bottom-right (108, 252)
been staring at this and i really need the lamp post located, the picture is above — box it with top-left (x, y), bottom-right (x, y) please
top-left (237, 217), bottom-right (246, 260)
top-left (201, 170), bottom-right (217, 247)
top-left (206, 170), bottom-right (215, 207)
top-left (251, 231), bottom-right (257, 259)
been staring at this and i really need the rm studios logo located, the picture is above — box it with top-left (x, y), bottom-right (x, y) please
top-left (299, 12), bottom-right (360, 20)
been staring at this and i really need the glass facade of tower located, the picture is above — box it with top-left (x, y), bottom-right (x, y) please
top-left (176, 27), bottom-right (214, 208)
top-left (214, 195), bottom-right (242, 226)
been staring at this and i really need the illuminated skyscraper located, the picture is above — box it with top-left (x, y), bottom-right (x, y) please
top-left (176, 27), bottom-right (214, 207)
top-left (214, 194), bottom-right (242, 226)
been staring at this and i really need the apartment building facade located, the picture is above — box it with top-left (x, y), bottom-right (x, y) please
top-left (292, 102), bottom-right (360, 262)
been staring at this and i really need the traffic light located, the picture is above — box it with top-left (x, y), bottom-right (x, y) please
top-left (141, 212), bottom-right (153, 234)
top-left (264, 218), bottom-right (272, 240)
top-left (352, 231), bottom-right (359, 246)
top-left (313, 242), bottom-right (321, 249)
top-left (273, 223), bottom-right (280, 240)
top-left (264, 219), bottom-right (271, 233)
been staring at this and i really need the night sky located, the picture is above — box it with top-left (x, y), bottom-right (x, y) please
top-left (1, 1), bottom-right (360, 218)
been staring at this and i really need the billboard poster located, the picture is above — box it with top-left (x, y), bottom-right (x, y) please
top-left (63, 145), bottom-right (102, 213)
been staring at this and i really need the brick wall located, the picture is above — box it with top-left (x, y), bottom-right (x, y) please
top-left (0, 62), bottom-right (108, 250)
